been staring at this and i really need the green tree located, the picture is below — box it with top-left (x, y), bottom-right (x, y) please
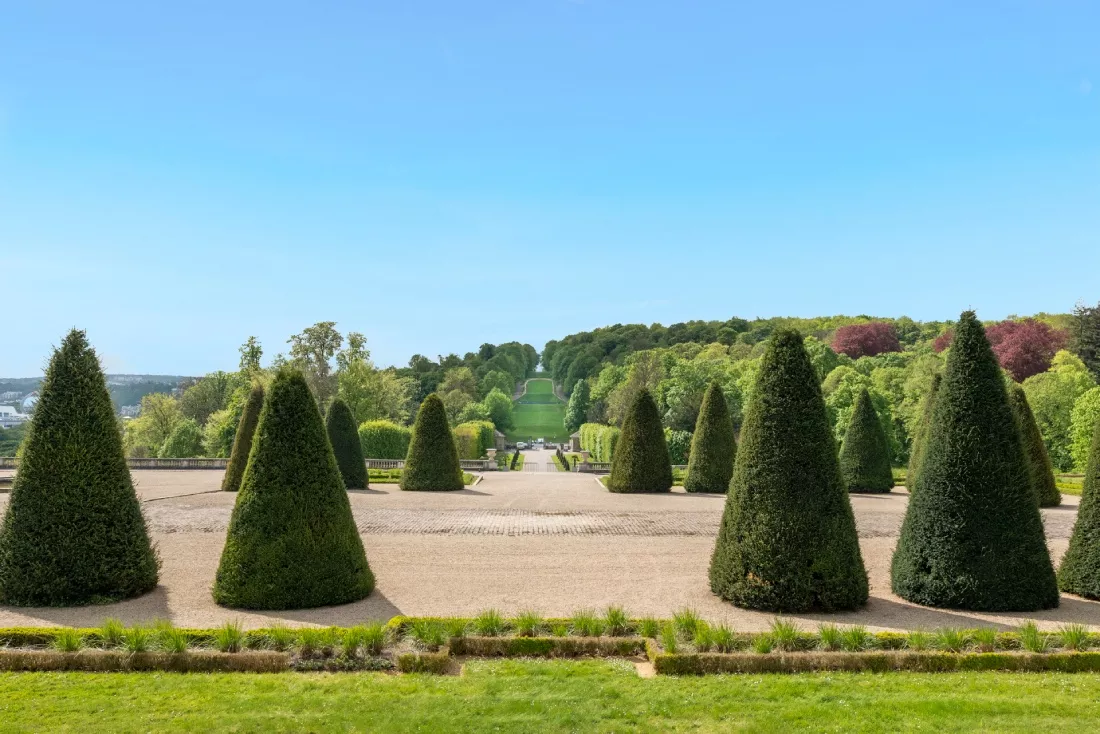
top-left (455, 401), bottom-right (492, 424)
top-left (124, 392), bottom-right (182, 456)
top-left (1058, 415), bottom-right (1100, 599)
top-left (326, 398), bottom-right (367, 489)
top-left (479, 370), bottom-right (515, 399)
top-left (838, 389), bottom-right (894, 493)
top-left (684, 382), bottom-right (736, 493)
top-left (1021, 350), bottom-right (1097, 471)
top-left (905, 374), bottom-right (941, 493)
top-left (1070, 387), bottom-right (1100, 472)
top-left (441, 389), bottom-right (473, 425)
top-left (401, 393), bottom-right (464, 491)
top-left (1071, 301), bottom-right (1100, 380)
top-left (158, 418), bottom-right (203, 458)
top-left (1008, 384), bottom-right (1061, 507)
top-left (358, 420), bottom-right (412, 460)
top-left (607, 389), bottom-right (673, 493)
top-left (0, 330), bottom-right (158, 605)
top-left (238, 336), bottom-right (263, 375)
top-left (481, 387), bottom-right (514, 430)
top-left (709, 330), bottom-right (867, 612)
top-left (221, 384), bottom-right (264, 492)
top-left (179, 371), bottom-right (236, 426)
top-left (288, 321), bottom-right (344, 406)
top-left (891, 312), bottom-right (1058, 611)
top-left (564, 380), bottom-right (591, 434)
top-left (213, 368), bottom-right (373, 609)
top-left (439, 367), bottom-right (479, 400)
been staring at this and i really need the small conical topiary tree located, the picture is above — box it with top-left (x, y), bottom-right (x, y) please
top-left (709, 330), bottom-right (867, 612)
top-left (1008, 384), bottom-right (1061, 508)
top-left (0, 329), bottom-right (158, 606)
top-left (607, 389), bottom-right (673, 493)
top-left (905, 374), bottom-right (940, 496)
top-left (326, 398), bottom-right (368, 489)
top-left (221, 383), bottom-right (264, 492)
top-left (838, 389), bottom-right (894, 493)
top-left (213, 368), bottom-right (373, 609)
top-left (400, 393), bottom-right (464, 491)
top-left (684, 382), bottom-right (736, 493)
top-left (1059, 416), bottom-right (1100, 599)
top-left (891, 311), bottom-right (1058, 611)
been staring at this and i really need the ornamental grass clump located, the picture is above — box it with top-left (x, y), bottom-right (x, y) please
top-left (121, 626), bottom-right (152, 654)
top-left (361, 623), bottom-right (387, 656)
top-left (709, 329), bottom-right (868, 612)
top-left (401, 393), bottom-right (464, 491)
top-left (474, 609), bottom-right (506, 637)
top-left (214, 621), bottom-right (243, 653)
top-left (638, 617), bottom-right (660, 639)
top-left (659, 624), bottom-right (679, 654)
top-left (1019, 622), bottom-right (1049, 653)
top-left (684, 382), bottom-right (736, 493)
top-left (672, 608), bottom-right (702, 639)
top-left (604, 606), bottom-right (630, 637)
top-left (838, 389), bottom-right (894, 493)
top-left (891, 312), bottom-right (1058, 612)
top-left (971, 627), bottom-right (997, 653)
top-left (0, 330), bottom-right (158, 606)
top-left (1008, 384), bottom-right (1060, 507)
top-left (935, 628), bottom-right (967, 653)
top-left (222, 383), bottom-right (264, 492)
top-left (692, 622), bottom-right (713, 652)
top-left (571, 609), bottom-right (605, 637)
top-left (100, 619), bottom-right (125, 648)
top-left (1058, 416), bottom-right (1100, 599)
top-left (266, 624), bottom-right (295, 652)
top-left (839, 625), bottom-right (870, 652)
top-left (818, 624), bottom-right (841, 652)
top-left (325, 398), bottom-right (368, 489)
top-left (213, 368), bottom-right (374, 610)
top-left (51, 628), bottom-right (84, 653)
top-left (408, 621), bottom-right (446, 651)
top-left (711, 624), bottom-right (736, 653)
top-left (1058, 624), bottom-right (1090, 652)
top-left (606, 389), bottom-right (673, 493)
top-left (513, 610), bottom-right (544, 637)
top-left (906, 630), bottom-right (930, 651)
top-left (769, 619), bottom-right (800, 652)
top-left (159, 626), bottom-right (191, 655)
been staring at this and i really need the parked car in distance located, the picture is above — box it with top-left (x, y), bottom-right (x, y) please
top-left (516, 442), bottom-right (528, 450)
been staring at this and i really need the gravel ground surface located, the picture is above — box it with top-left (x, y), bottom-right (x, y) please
top-left (0, 470), bottom-right (1094, 631)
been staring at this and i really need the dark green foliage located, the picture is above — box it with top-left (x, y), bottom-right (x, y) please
top-left (221, 384), bottom-right (264, 492)
top-left (158, 418), bottom-right (203, 458)
top-left (1008, 384), bottom-right (1060, 508)
top-left (0, 330), bottom-right (158, 606)
top-left (684, 383), bottom-right (736, 493)
top-left (709, 330), bottom-right (867, 612)
top-left (326, 398), bottom-right (368, 489)
top-left (891, 312), bottom-right (1058, 611)
top-left (905, 374), bottom-right (940, 494)
top-left (400, 393), bottom-right (464, 491)
top-left (838, 389), bottom-right (894, 493)
top-left (607, 389), bottom-right (672, 493)
top-left (213, 369), bottom-right (373, 609)
top-left (564, 380), bottom-right (590, 434)
top-left (1059, 416), bottom-right (1100, 599)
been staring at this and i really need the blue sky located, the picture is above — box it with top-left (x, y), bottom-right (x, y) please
top-left (1, 1), bottom-right (1097, 377)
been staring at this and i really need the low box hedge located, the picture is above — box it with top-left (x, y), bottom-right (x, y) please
top-left (0, 649), bottom-right (288, 673)
top-left (395, 646), bottom-right (452, 674)
top-left (449, 636), bottom-right (644, 658)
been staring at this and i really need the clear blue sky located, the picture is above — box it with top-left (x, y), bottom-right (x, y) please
top-left (1, 1), bottom-right (1097, 377)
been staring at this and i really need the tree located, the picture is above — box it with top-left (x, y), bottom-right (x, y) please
top-left (455, 401), bottom-right (492, 424)
top-left (684, 382), bottom-right (736, 493)
top-left (179, 371), bottom-right (236, 426)
top-left (906, 374), bottom-right (941, 494)
top-left (238, 336), bottom-right (263, 375)
top-left (439, 367), bottom-right (478, 400)
top-left (1008, 384), bottom-right (1061, 507)
top-left (1058, 415), bottom-right (1100, 599)
top-left (986, 318), bottom-right (1068, 382)
top-left (838, 389), bottom-right (894, 493)
top-left (158, 418), bottom-right (203, 458)
top-left (125, 392), bottom-right (183, 456)
top-left (831, 322), bottom-right (901, 359)
top-left (0, 329), bottom-right (158, 605)
top-left (481, 387), bottom-right (514, 430)
top-left (1022, 350), bottom-right (1097, 471)
top-left (891, 312), bottom-right (1058, 611)
top-left (441, 389), bottom-right (473, 425)
top-left (1071, 301), bottom-right (1100, 380)
top-left (1071, 388), bottom-right (1100, 472)
top-left (607, 389), bottom-right (673, 493)
top-left (479, 370), bottom-right (515, 399)
top-left (564, 380), bottom-right (591, 434)
top-left (400, 393), bottom-right (464, 491)
top-left (709, 330), bottom-right (867, 612)
top-left (287, 321), bottom-right (343, 406)
top-left (221, 384), bottom-right (264, 492)
top-left (326, 398), bottom-right (367, 489)
top-left (213, 368), bottom-right (373, 609)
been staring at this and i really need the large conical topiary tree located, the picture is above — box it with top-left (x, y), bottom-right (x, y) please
top-left (684, 382), bottom-right (736, 493)
top-left (1008, 384), bottom-right (1061, 508)
top-left (326, 398), bottom-right (368, 489)
top-left (221, 383), bottom-right (264, 492)
top-left (0, 329), bottom-right (158, 606)
top-left (838, 389), bottom-right (894, 493)
top-left (891, 311), bottom-right (1058, 611)
top-left (905, 374), bottom-right (940, 495)
top-left (607, 389), bottom-right (673, 493)
top-left (213, 368), bottom-right (373, 609)
top-left (400, 393), bottom-right (464, 491)
top-left (1059, 416), bottom-right (1100, 599)
top-left (709, 330), bottom-right (868, 612)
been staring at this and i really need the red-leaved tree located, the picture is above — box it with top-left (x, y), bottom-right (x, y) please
top-left (933, 318), bottom-right (1067, 381)
top-left (831, 322), bottom-right (901, 359)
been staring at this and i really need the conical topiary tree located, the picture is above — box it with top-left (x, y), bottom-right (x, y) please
top-left (1059, 416), bottom-right (1100, 599)
top-left (213, 368), bottom-right (373, 609)
top-left (891, 311), bottom-right (1058, 611)
top-left (221, 383), bottom-right (264, 492)
top-left (400, 393), bottom-right (464, 491)
top-left (684, 382), bottom-right (736, 493)
top-left (0, 329), bottom-right (158, 606)
top-left (607, 389), bottom-right (673, 493)
top-left (709, 330), bottom-right (868, 612)
top-left (326, 398), bottom-right (368, 489)
top-left (905, 374), bottom-right (940, 495)
top-left (1009, 384), bottom-right (1061, 508)
top-left (838, 389), bottom-right (894, 493)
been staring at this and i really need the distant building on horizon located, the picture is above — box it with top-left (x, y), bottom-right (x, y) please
top-left (0, 405), bottom-right (28, 428)
top-left (20, 392), bottom-right (39, 413)
top-left (0, 391), bottom-right (23, 402)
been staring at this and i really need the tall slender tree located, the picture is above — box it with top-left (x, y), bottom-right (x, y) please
top-left (326, 398), bottom-right (368, 489)
top-left (607, 389), bottom-right (673, 493)
top-left (838, 389), bottom-right (894, 493)
top-left (221, 383), bottom-right (264, 492)
top-left (564, 380), bottom-right (591, 434)
top-left (684, 382), bottom-right (736, 493)
top-left (905, 374), bottom-right (940, 495)
top-left (1059, 416), bottom-right (1100, 599)
top-left (1008, 384), bottom-right (1061, 507)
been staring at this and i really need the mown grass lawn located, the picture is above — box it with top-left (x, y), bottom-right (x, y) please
top-left (3, 660), bottom-right (1100, 732)
top-left (508, 379), bottom-right (569, 443)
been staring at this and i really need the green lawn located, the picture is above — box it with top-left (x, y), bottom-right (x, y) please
top-left (3, 660), bottom-right (1100, 732)
top-left (507, 379), bottom-right (569, 443)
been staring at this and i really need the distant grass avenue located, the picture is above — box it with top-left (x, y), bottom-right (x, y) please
top-left (507, 379), bottom-right (569, 443)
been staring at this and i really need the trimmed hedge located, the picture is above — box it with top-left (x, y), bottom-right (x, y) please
top-left (326, 398), bottom-right (368, 489)
top-left (221, 383), bottom-right (264, 492)
top-left (1059, 415), bottom-right (1100, 599)
top-left (450, 636), bottom-right (644, 658)
top-left (1009, 384), bottom-right (1061, 507)
top-left (453, 420), bottom-right (495, 460)
top-left (892, 311), bottom-right (1058, 612)
top-left (709, 329), bottom-right (868, 612)
top-left (838, 388), bottom-right (894, 493)
top-left (400, 393), bottom-right (464, 491)
top-left (358, 420), bottom-right (412, 460)
top-left (579, 423), bottom-right (621, 463)
top-left (684, 382), bottom-right (736, 493)
top-left (905, 373), bottom-right (940, 494)
top-left (213, 368), bottom-right (374, 610)
top-left (607, 389), bottom-right (673, 493)
top-left (0, 329), bottom-right (158, 606)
